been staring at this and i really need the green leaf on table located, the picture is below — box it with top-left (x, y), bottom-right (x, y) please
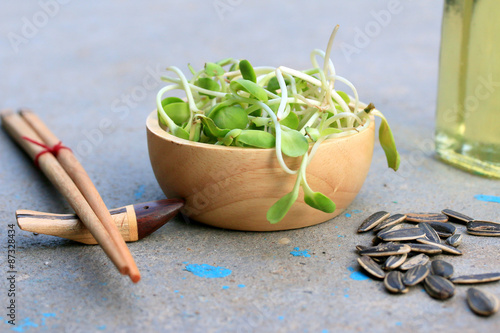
top-left (208, 105), bottom-right (248, 130)
top-left (158, 97), bottom-right (190, 126)
top-left (266, 190), bottom-right (299, 224)
top-left (279, 111), bottom-right (299, 130)
top-left (304, 191), bottom-right (336, 213)
top-left (235, 130), bottom-right (275, 148)
top-left (204, 62), bottom-right (225, 77)
top-left (280, 127), bottom-right (309, 157)
top-left (195, 78), bottom-right (220, 98)
top-left (230, 79), bottom-right (268, 101)
top-left (198, 116), bottom-right (230, 138)
top-left (239, 60), bottom-right (257, 83)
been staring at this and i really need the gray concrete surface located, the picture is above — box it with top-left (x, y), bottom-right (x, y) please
top-left (1, 1), bottom-right (499, 332)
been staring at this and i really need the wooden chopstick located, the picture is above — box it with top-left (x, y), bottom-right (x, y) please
top-left (1, 110), bottom-right (134, 281)
top-left (19, 109), bottom-right (141, 282)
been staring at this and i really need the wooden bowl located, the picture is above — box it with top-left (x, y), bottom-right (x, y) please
top-left (146, 111), bottom-right (375, 231)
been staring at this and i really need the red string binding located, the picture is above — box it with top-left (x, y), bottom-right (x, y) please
top-left (22, 136), bottom-right (72, 168)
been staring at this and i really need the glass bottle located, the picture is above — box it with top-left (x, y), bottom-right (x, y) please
top-left (435, 0), bottom-right (500, 178)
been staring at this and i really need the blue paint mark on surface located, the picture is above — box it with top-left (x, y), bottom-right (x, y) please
top-left (344, 294), bottom-right (349, 298)
top-left (238, 284), bottom-right (246, 288)
top-left (338, 235), bottom-right (344, 238)
top-left (395, 322), bottom-right (402, 326)
top-left (322, 330), bottom-right (330, 333)
top-left (174, 290), bottom-right (179, 293)
top-left (222, 286), bottom-right (229, 290)
top-left (182, 261), bottom-right (189, 264)
top-left (134, 185), bottom-right (146, 200)
top-left (185, 264), bottom-right (232, 278)
top-left (41, 313), bottom-right (56, 327)
top-left (97, 325), bottom-right (107, 330)
top-left (348, 266), bottom-right (369, 281)
top-left (345, 213), bottom-right (352, 217)
top-left (474, 194), bottom-right (500, 203)
top-left (290, 247), bottom-right (311, 257)
top-left (278, 316), bottom-right (285, 321)
top-left (352, 209), bottom-right (362, 214)
top-left (11, 318), bottom-right (38, 332)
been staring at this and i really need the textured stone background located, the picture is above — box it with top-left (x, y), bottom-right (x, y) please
top-left (0, 1), bottom-right (499, 332)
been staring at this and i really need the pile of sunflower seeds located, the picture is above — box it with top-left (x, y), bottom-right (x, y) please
top-left (356, 209), bottom-right (500, 317)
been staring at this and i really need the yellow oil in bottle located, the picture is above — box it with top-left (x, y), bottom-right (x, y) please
top-left (435, 0), bottom-right (500, 178)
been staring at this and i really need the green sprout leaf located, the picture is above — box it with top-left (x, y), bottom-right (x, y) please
top-left (251, 117), bottom-right (271, 128)
top-left (158, 97), bottom-right (190, 126)
top-left (172, 126), bottom-right (190, 140)
top-left (222, 129), bottom-right (242, 146)
top-left (198, 116), bottom-right (230, 138)
top-left (303, 189), bottom-right (336, 213)
top-left (372, 109), bottom-right (400, 171)
top-left (266, 77), bottom-right (290, 94)
top-left (239, 60), bottom-right (257, 83)
top-left (208, 105), bottom-right (248, 130)
top-left (279, 111), bottom-right (299, 130)
top-left (266, 191), bottom-right (299, 224)
top-left (280, 127), bottom-right (309, 157)
top-left (230, 79), bottom-right (268, 101)
top-left (336, 90), bottom-right (350, 105)
top-left (235, 130), bottom-right (275, 148)
top-left (195, 78), bottom-right (220, 98)
top-left (204, 62), bottom-right (225, 77)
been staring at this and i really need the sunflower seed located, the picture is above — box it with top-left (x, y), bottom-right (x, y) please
top-left (418, 223), bottom-right (441, 243)
top-left (406, 212), bottom-right (448, 223)
top-left (429, 222), bottom-right (456, 238)
top-left (431, 260), bottom-right (454, 278)
top-left (416, 238), bottom-right (463, 255)
top-left (466, 288), bottom-right (500, 316)
top-left (371, 236), bottom-right (382, 246)
top-left (373, 214), bottom-right (407, 232)
top-left (358, 243), bottom-right (411, 257)
top-left (406, 243), bottom-right (443, 255)
top-left (357, 255), bottom-right (385, 279)
top-left (384, 271), bottom-right (408, 294)
top-left (358, 211), bottom-right (390, 233)
top-left (400, 253), bottom-right (430, 271)
top-left (450, 272), bottom-right (500, 284)
top-left (442, 209), bottom-right (474, 224)
top-left (356, 245), bottom-right (367, 252)
top-left (382, 253), bottom-right (407, 270)
top-left (403, 264), bottom-right (430, 286)
top-left (378, 227), bottom-right (426, 242)
top-left (445, 233), bottom-right (463, 247)
top-left (467, 220), bottom-right (500, 237)
top-left (424, 274), bottom-right (455, 300)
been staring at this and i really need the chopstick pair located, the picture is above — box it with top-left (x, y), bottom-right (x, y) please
top-left (1, 109), bottom-right (140, 283)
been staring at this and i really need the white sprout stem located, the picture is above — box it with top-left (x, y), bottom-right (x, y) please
top-left (161, 76), bottom-right (227, 98)
top-left (323, 25), bottom-right (339, 77)
top-left (275, 68), bottom-right (288, 121)
top-left (299, 111), bottom-right (320, 134)
top-left (278, 66), bottom-right (322, 87)
top-left (254, 101), bottom-right (299, 175)
top-left (167, 66), bottom-right (200, 112)
top-left (225, 66), bottom-right (276, 78)
top-left (321, 112), bottom-right (363, 130)
top-left (156, 84), bottom-right (182, 131)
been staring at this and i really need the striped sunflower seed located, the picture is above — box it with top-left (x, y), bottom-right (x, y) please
top-left (466, 288), bottom-right (499, 316)
top-left (373, 214), bottom-right (407, 232)
top-left (467, 220), bottom-right (500, 237)
top-left (418, 222), bottom-right (441, 243)
top-left (406, 243), bottom-right (443, 254)
top-left (406, 212), bottom-right (448, 223)
top-left (399, 253), bottom-right (430, 271)
top-left (382, 253), bottom-right (407, 270)
top-left (429, 222), bottom-right (456, 238)
top-left (442, 209), bottom-right (474, 224)
top-left (358, 243), bottom-right (411, 257)
top-left (357, 211), bottom-right (390, 233)
top-left (403, 264), bottom-right (430, 286)
top-left (445, 233), bottom-right (462, 247)
top-left (357, 255), bottom-right (385, 279)
top-left (384, 271), bottom-right (408, 294)
top-left (416, 238), bottom-right (463, 255)
top-left (430, 260), bottom-right (454, 279)
top-left (424, 274), bottom-right (455, 300)
top-left (450, 272), bottom-right (500, 284)
top-left (378, 227), bottom-right (426, 242)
